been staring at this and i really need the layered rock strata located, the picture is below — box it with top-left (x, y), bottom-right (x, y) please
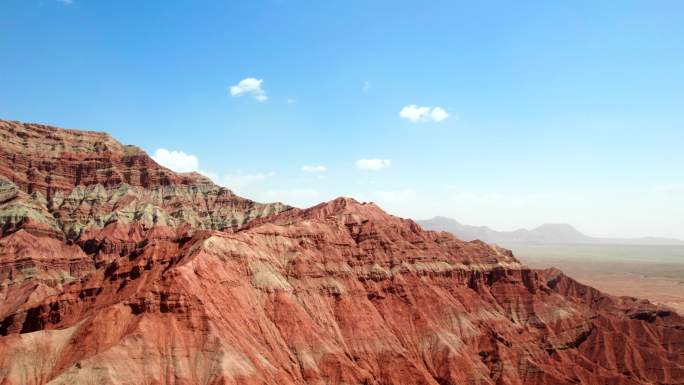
top-left (0, 120), bottom-right (682, 385)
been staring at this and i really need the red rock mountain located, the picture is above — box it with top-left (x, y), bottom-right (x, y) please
top-left (0, 120), bottom-right (682, 385)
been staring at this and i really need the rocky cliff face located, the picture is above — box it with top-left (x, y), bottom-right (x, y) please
top-left (0, 120), bottom-right (288, 239)
top-left (0, 120), bottom-right (682, 385)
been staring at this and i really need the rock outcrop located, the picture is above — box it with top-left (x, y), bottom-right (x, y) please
top-left (0, 120), bottom-right (288, 239)
top-left (0, 120), bottom-right (682, 385)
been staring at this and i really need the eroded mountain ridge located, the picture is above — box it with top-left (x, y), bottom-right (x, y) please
top-left (0, 120), bottom-right (681, 385)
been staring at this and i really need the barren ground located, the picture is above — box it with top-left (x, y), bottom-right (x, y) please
top-left (505, 243), bottom-right (684, 315)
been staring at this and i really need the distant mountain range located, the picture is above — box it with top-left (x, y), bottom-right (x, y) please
top-left (417, 216), bottom-right (684, 245)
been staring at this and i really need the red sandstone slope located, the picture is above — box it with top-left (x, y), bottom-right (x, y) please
top-left (0, 120), bottom-right (288, 239)
top-left (0, 121), bottom-right (682, 385)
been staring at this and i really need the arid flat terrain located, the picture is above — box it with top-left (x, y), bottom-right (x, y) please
top-left (507, 243), bottom-right (684, 315)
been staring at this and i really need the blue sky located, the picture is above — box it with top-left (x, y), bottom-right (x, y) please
top-left (1, 0), bottom-right (683, 238)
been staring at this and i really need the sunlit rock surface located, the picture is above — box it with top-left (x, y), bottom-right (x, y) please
top-left (0, 120), bottom-right (682, 385)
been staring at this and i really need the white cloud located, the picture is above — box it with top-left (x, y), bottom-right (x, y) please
top-left (430, 106), bottom-right (449, 122)
top-left (375, 189), bottom-right (417, 202)
top-left (222, 172), bottom-right (275, 188)
top-left (355, 158), bottom-right (391, 171)
top-left (399, 105), bottom-right (430, 122)
top-left (229, 77), bottom-right (267, 102)
top-left (151, 147), bottom-right (276, 192)
top-left (302, 165), bottom-right (327, 173)
top-left (152, 149), bottom-right (199, 173)
top-left (399, 104), bottom-right (449, 123)
top-left (57, 0), bottom-right (73, 5)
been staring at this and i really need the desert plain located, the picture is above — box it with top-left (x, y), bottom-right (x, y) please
top-left (508, 243), bottom-right (684, 315)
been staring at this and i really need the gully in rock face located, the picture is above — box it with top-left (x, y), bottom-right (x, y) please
top-left (0, 120), bottom-right (681, 385)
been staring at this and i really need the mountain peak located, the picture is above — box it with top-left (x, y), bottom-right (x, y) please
top-left (0, 119), bottom-right (214, 195)
top-left (1, 121), bottom-right (682, 385)
top-left (418, 216), bottom-right (684, 245)
top-left (0, 120), bottom-right (288, 239)
top-left (533, 223), bottom-right (581, 232)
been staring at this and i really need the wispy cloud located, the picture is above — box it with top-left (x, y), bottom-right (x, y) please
top-left (362, 81), bottom-right (371, 92)
top-left (57, 0), bottom-right (73, 5)
top-left (151, 147), bottom-right (275, 191)
top-left (399, 105), bottom-right (449, 123)
top-left (356, 158), bottom-right (391, 171)
top-left (151, 149), bottom-right (199, 173)
top-left (301, 165), bottom-right (327, 173)
top-left (229, 77), bottom-right (267, 102)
